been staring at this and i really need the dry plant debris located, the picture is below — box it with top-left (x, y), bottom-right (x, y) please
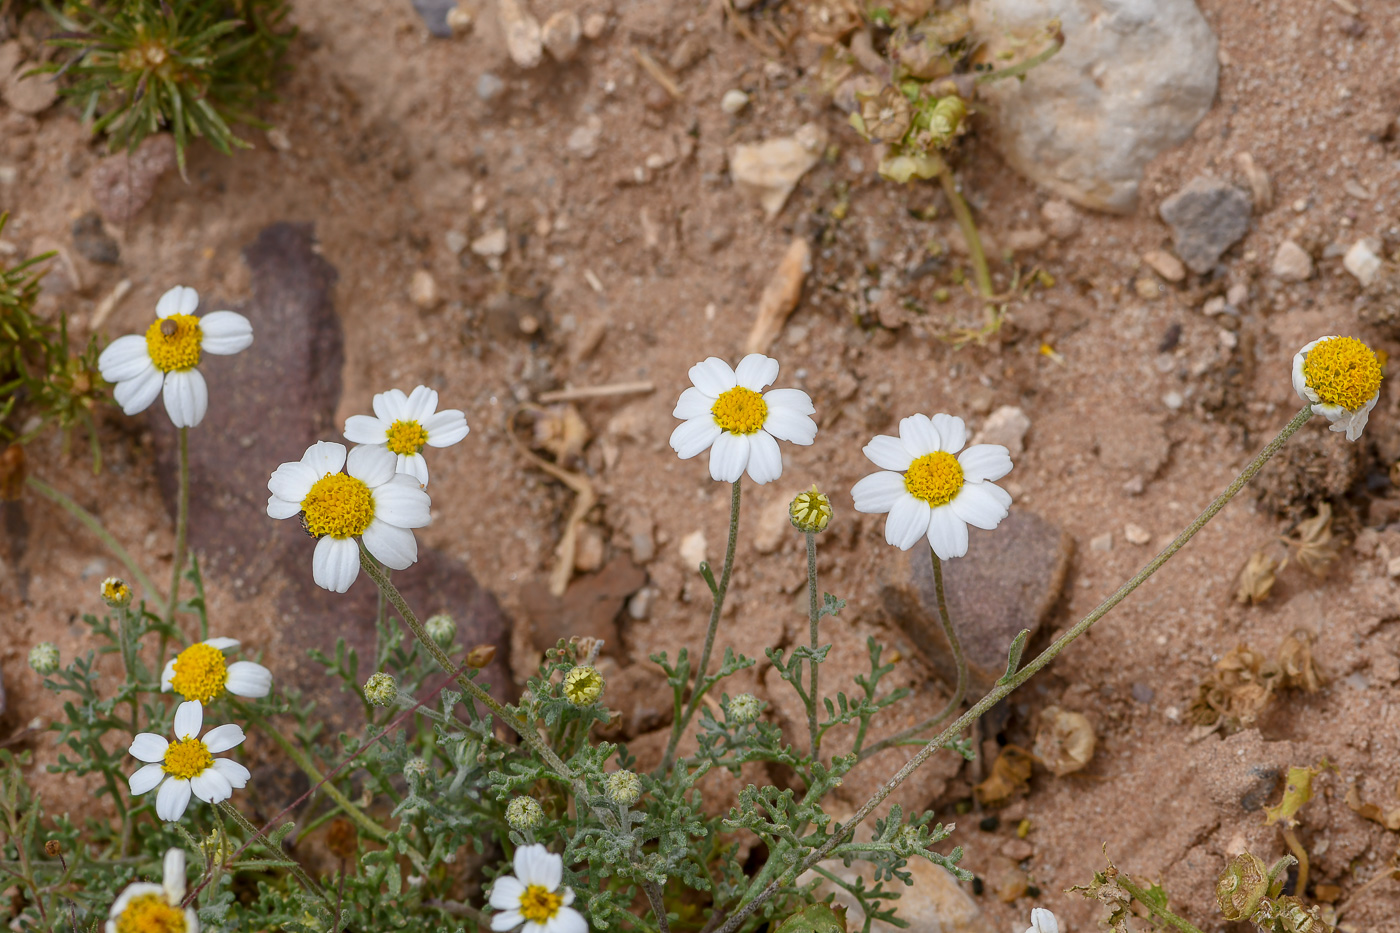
top-left (1189, 632), bottom-right (1324, 729)
top-left (1031, 706), bottom-right (1096, 777)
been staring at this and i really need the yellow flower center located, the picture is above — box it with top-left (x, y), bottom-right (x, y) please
top-left (115, 893), bottom-right (186, 933)
top-left (144, 315), bottom-right (203, 373)
top-left (385, 419), bottom-right (429, 456)
top-left (711, 387), bottom-right (768, 435)
top-left (103, 579), bottom-right (131, 604)
top-left (1303, 336), bottom-right (1382, 411)
top-left (518, 884), bottom-right (563, 923)
top-left (300, 473), bottom-right (375, 538)
top-left (904, 451), bottom-right (964, 506)
top-left (162, 737), bottom-right (212, 781)
top-left (169, 643), bottom-right (229, 703)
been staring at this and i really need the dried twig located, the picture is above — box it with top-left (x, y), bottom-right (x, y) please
top-left (537, 381), bottom-right (654, 404)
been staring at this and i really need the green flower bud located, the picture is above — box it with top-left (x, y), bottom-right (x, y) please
top-left (790, 484), bottom-right (833, 533)
top-left (728, 693), bottom-right (763, 724)
top-left (28, 643), bottom-right (60, 675)
top-left (562, 666), bottom-right (604, 705)
top-left (506, 796), bottom-right (545, 831)
top-left (425, 613), bottom-right (456, 646)
top-left (605, 770), bottom-right (643, 807)
top-left (363, 672), bottom-right (397, 707)
top-left (403, 757), bottom-right (430, 783)
top-left (100, 577), bottom-right (132, 609)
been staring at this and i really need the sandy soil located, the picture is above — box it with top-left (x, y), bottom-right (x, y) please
top-left (3, 0), bottom-right (1400, 930)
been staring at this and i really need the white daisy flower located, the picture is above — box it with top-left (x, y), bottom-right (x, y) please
top-left (128, 701), bottom-right (249, 821)
top-left (1025, 908), bottom-right (1059, 933)
top-left (343, 385), bottom-right (470, 487)
top-left (265, 441), bottom-right (431, 593)
top-left (97, 285), bottom-right (254, 428)
top-left (850, 413), bottom-right (1012, 560)
top-left (488, 844), bottom-right (587, 933)
top-left (1291, 335), bottom-right (1382, 442)
top-left (669, 353), bottom-right (817, 485)
top-left (105, 849), bottom-right (200, 933)
top-left (161, 638), bottom-right (272, 704)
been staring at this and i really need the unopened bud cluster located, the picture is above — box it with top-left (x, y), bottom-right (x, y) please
top-left (728, 693), bottom-right (762, 724)
top-left (506, 796), bottom-right (545, 831)
top-left (605, 770), bottom-right (642, 806)
top-left (789, 484), bottom-right (832, 533)
top-left (425, 613), bottom-right (456, 646)
top-left (563, 665), bottom-right (604, 705)
top-left (363, 672), bottom-right (397, 707)
top-left (29, 643), bottom-right (60, 675)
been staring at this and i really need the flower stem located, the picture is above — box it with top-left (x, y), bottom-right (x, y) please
top-left (166, 427), bottom-right (189, 625)
top-left (218, 801), bottom-right (326, 903)
top-left (1281, 825), bottom-right (1309, 895)
top-left (858, 549), bottom-right (967, 760)
top-left (940, 171), bottom-right (992, 301)
top-left (24, 476), bottom-right (163, 602)
top-left (661, 479), bottom-right (742, 772)
top-left (806, 530), bottom-right (820, 759)
top-left (717, 405), bottom-right (1315, 933)
top-left (1117, 873), bottom-right (1208, 933)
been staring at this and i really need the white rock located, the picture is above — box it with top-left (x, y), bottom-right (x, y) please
top-left (1091, 532), bottom-right (1113, 552)
top-left (409, 269), bottom-right (440, 309)
top-left (972, 405), bottom-right (1031, 458)
top-left (1041, 198), bottom-right (1082, 239)
top-left (970, 0), bottom-right (1219, 213)
top-left (728, 123), bottom-right (828, 220)
top-left (497, 0), bottom-right (542, 69)
top-left (1343, 239), bottom-right (1383, 287)
top-left (1124, 523), bottom-right (1151, 546)
top-left (1271, 240), bottom-right (1313, 281)
top-left (566, 115), bottom-right (602, 160)
top-left (445, 230), bottom-right (468, 255)
top-left (753, 498), bottom-right (792, 555)
top-left (541, 10), bottom-right (581, 63)
top-left (1142, 248), bottom-right (1186, 283)
top-left (720, 89), bottom-right (750, 114)
top-left (805, 857), bottom-right (995, 933)
top-left (471, 228), bottom-right (508, 257)
top-left (678, 530), bottom-right (708, 570)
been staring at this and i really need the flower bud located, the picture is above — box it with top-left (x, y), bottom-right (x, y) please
top-left (1216, 852), bottom-right (1269, 921)
top-left (506, 796), bottom-right (545, 831)
top-left (466, 644), bottom-right (497, 668)
top-left (363, 672), bottom-right (397, 707)
top-left (605, 769), bottom-right (643, 806)
top-left (425, 613), bottom-right (456, 646)
top-left (790, 484), bottom-right (832, 533)
top-left (728, 693), bottom-right (763, 724)
top-left (100, 577), bottom-right (132, 609)
top-left (562, 665), bottom-right (604, 705)
top-left (44, 840), bottom-right (61, 857)
top-left (403, 757), bottom-right (430, 783)
top-left (28, 643), bottom-right (60, 675)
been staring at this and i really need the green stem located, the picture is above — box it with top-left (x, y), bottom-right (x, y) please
top-left (661, 479), bottom-right (742, 772)
top-left (859, 550), bottom-right (967, 761)
top-left (806, 531), bottom-right (820, 759)
top-left (1117, 873), bottom-right (1208, 933)
top-left (24, 476), bottom-right (163, 602)
top-left (166, 426), bottom-right (189, 626)
top-left (974, 34), bottom-right (1063, 86)
top-left (940, 171), bottom-right (992, 300)
top-left (218, 801), bottom-right (326, 904)
top-left (717, 406), bottom-right (1316, 933)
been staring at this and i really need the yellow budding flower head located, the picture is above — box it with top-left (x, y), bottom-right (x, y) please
top-left (101, 577), bottom-right (133, 609)
top-left (790, 484), bottom-right (833, 533)
top-left (562, 665), bottom-right (604, 705)
top-left (1293, 336), bottom-right (1382, 441)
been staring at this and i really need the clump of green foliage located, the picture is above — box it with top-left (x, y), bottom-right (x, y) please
top-left (0, 213), bottom-right (105, 468)
top-left (44, 0), bottom-right (295, 174)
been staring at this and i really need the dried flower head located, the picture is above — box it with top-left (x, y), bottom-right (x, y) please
top-left (1216, 852), bottom-right (1270, 921)
top-left (861, 86), bottom-right (914, 143)
top-left (506, 796), bottom-right (546, 831)
top-left (605, 770), bottom-right (643, 806)
top-left (44, 839), bottom-right (62, 858)
top-left (363, 672), bottom-right (397, 707)
top-left (790, 484), bottom-right (833, 533)
top-left (100, 577), bottom-right (133, 609)
top-left (28, 642), bottom-right (60, 675)
top-left (467, 644), bottom-right (498, 668)
top-left (425, 613), bottom-right (457, 646)
top-left (1292, 336), bottom-right (1383, 441)
top-left (562, 665), bottom-right (605, 705)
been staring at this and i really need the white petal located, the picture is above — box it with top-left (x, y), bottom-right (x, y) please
top-left (1031, 908), bottom-right (1059, 933)
top-left (930, 414), bottom-right (967, 454)
top-left (344, 415), bottom-right (390, 445)
top-left (406, 385), bottom-right (439, 421)
top-left (491, 911), bottom-right (524, 932)
top-left (744, 431), bottom-right (783, 485)
top-left (851, 471), bottom-right (907, 514)
top-left (202, 723), bottom-right (245, 754)
top-left (734, 353), bottom-right (780, 391)
top-left (708, 430), bottom-right (749, 483)
top-left (163, 849), bottom-right (187, 904)
top-left (669, 417), bottom-right (721, 460)
top-left (198, 311), bottom-right (253, 355)
top-left (190, 768), bottom-right (233, 804)
top-left (672, 386), bottom-right (715, 420)
top-left (762, 387), bottom-right (815, 416)
top-left (301, 441), bottom-right (347, 477)
top-left (267, 495), bottom-right (303, 520)
top-left (373, 388), bottom-right (410, 423)
top-left (268, 461), bottom-right (317, 503)
top-left (211, 757), bottom-right (251, 789)
top-left (155, 778), bottom-right (192, 821)
top-left (129, 733), bottom-right (169, 763)
top-left (863, 435), bottom-right (914, 472)
top-left (312, 536), bottom-right (360, 593)
top-left (423, 409), bottom-right (469, 447)
top-left (689, 357), bottom-right (737, 396)
top-left (519, 845), bottom-right (562, 889)
top-left (183, 908), bottom-right (199, 933)
top-left (204, 637), bottom-right (239, 651)
top-left (160, 659), bottom-right (176, 691)
top-left (113, 364), bottom-right (164, 416)
top-left (98, 334), bottom-right (154, 382)
top-left (958, 444), bottom-right (1013, 483)
top-left (161, 369), bottom-right (208, 428)
top-left (173, 701), bottom-right (203, 740)
top-left (398, 452), bottom-right (429, 486)
top-left (950, 482), bottom-right (1010, 530)
top-left (347, 444), bottom-right (397, 487)
top-left (549, 907), bottom-right (588, 933)
top-left (489, 876), bottom-right (526, 910)
top-left (225, 661), bottom-right (272, 698)
top-left (362, 519), bottom-right (418, 570)
top-left (762, 406), bottom-right (817, 446)
top-left (1292, 341), bottom-right (1318, 404)
top-left (885, 494), bottom-right (932, 550)
top-left (899, 414), bottom-right (942, 456)
top-left (927, 505), bottom-right (969, 560)
top-left (372, 476), bottom-right (431, 527)
top-left (156, 286), bottom-right (199, 318)
top-left (129, 764), bottom-right (166, 795)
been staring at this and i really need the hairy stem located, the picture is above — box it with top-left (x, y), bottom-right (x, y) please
top-left (24, 476), bottom-right (163, 602)
top-left (718, 406), bottom-right (1316, 933)
top-left (1118, 873), bottom-right (1208, 933)
top-left (940, 171), bottom-right (992, 301)
top-left (167, 426), bottom-right (189, 625)
top-left (642, 881), bottom-right (673, 933)
top-left (662, 479), bottom-right (741, 772)
top-left (806, 531), bottom-right (821, 758)
top-left (218, 801), bottom-right (326, 903)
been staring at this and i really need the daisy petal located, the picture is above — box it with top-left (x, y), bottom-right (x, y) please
top-left (851, 471), bottom-right (907, 514)
top-left (689, 357), bottom-right (737, 396)
top-left (204, 637), bottom-right (239, 651)
top-left (301, 441), bottom-right (347, 477)
top-left (130, 763), bottom-right (166, 795)
top-left (958, 444), bottom-right (1013, 483)
top-left (670, 418), bottom-right (722, 460)
top-left (267, 495), bottom-right (303, 520)
top-left (673, 386), bottom-right (715, 420)
top-left (129, 733), bottom-right (169, 763)
top-left (514, 844), bottom-right (544, 883)
top-left (161, 659), bottom-right (176, 691)
top-left (190, 768), bottom-right (233, 804)
top-left (863, 435), bottom-right (914, 472)
top-left (899, 414), bottom-right (942, 456)
top-left (173, 701), bottom-right (203, 740)
top-left (202, 724), bottom-right (245, 754)
top-left (161, 369), bottom-right (208, 427)
top-left (489, 877), bottom-right (526, 910)
top-left (156, 286), bottom-right (199, 318)
top-left (268, 461), bottom-right (317, 503)
top-left (763, 407), bottom-right (817, 446)
top-left (373, 389), bottom-right (410, 423)
top-left (528, 845), bottom-right (562, 889)
top-left (98, 335), bottom-right (154, 382)
top-left (344, 415), bottom-right (390, 445)
top-left (397, 452), bottom-right (429, 487)
top-left (491, 911), bottom-right (524, 932)
top-left (312, 536), bottom-right (360, 593)
top-left (113, 364), bottom-right (164, 416)
top-left (198, 311), bottom-right (253, 355)
top-left (211, 757), bottom-right (251, 789)
top-left (744, 431), bottom-right (783, 485)
top-left (950, 482), bottom-right (1009, 530)
top-left (406, 385), bottom-right (440, 422)
top-left (930, 414), bottom-right (967, 453)
top-left (155, 778), bottom-right (192, 821)
top-left (226, 661), bottom-right (272, 698)
top-left (734, 353), bottom-right (780, 391)
top-left (372, 476), bottom-right (431, 527)
top-left (553, 907), bottom-right (589, 933)
top-left (347, 444), bottom-right (397, 487)
top-left (362, 519), bottom-right (419, 570)
top-left (423, 409), bottom-right (469, 447)
top-left (163, 849), bottom-right (187, 903)
top-left (708, 431), bottom-right (750, 483)
top-left (762, 387), bottom-right (816, 416)
top-left (885, 494), bottom-right (933, 550)
top-left (927, 505), bottom-right (969, 560)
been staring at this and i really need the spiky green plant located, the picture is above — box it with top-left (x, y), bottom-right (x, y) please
top-left (44, 0), bottom-right (294, 175)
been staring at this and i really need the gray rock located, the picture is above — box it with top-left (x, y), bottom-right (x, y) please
top-left (71, 212), bottom-right (120, 265)
top-left (541, 10), bottom-right (581, 63)
top-left (411, 0), bottom-right (457, 37)
top-left (879, 510), bottom-right (1073, 692)
top-left (521, 556), bottom-right (645, 655)
top-left (1159, 176), bottom-right (1252, 274)
top-left (91, 134), bottom-right (177, 226)
top-left (970, 0), bottom-right (1219, 214)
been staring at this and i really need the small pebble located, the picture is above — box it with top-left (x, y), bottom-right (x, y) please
top-left (582, 12), bottom-right (607, 39)
top-left (446, 7), bottom-right (473, 32)
top-left (445, 230), bottom-right (468, 255)
top-left (471, 228), bottom-right (508, 257)
top-left (1090, 532), bottom-right (1113, 553)
top-left (1124, 524), bottom-right (1151, 546)
top-left (541, 10), bottom-right (581, 63)
top-left (1131, 683), bottom-right (1155, 704)
top-left (679, 530), bottom-right (707, 570)
top-left (476, 72), bottom-right (505, 101)
top-left (1142, 249), bottom-right (1186, 283)
top-left (1343, 239), bottom-right (1382, 287)
top-left (1162, 391), bottom-right (1184, 410)
top-left (720, 89), bottom-right (749, 115)
top-left (1270, 240), bottom-right (1313, 281)
top-left (1202, 295), bottom-right (1227, 316)
top-left (410, 269), bottom-right (440, 309)
top-left (1040, 199), bottom-right (1081, 240)
top-left (1226, 282), bottom-right (1248, 307)
top-left (1001, 838), bottom-right (1034, 861)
